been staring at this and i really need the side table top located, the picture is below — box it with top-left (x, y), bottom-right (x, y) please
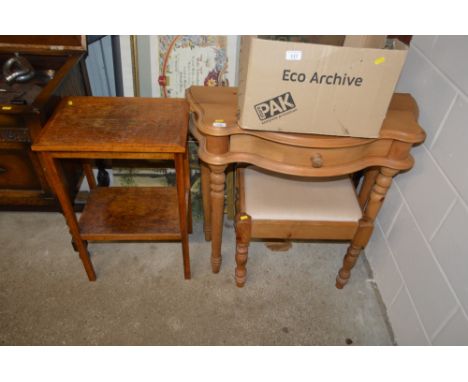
top-left (187, 86), bottom-right (425, 145)
top-left (32, 97), bottom-right (189, 153)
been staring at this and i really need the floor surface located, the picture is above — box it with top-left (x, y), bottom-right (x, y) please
top-left (0, 212), bottom-right (394, 345)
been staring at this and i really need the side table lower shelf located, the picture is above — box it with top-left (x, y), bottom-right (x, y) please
top-left (78, 187), bottom-right (182, 241)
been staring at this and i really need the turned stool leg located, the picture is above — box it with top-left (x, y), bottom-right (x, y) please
top-left (235, 213), bottom-right (252, 287)
top-left (336, 167), bottom-right (398, 289)
top-left (209, 164), bottom-right (227, 273)
top-left (358, 168), bottom-right (379, 209)
top-left (336, 218), bottom-right (372, 289)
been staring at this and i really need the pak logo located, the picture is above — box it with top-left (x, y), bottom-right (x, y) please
top-left (254, 92), bottom-right (296, 121)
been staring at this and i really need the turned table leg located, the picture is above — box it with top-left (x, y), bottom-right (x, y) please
top-left (200, 161), bottom-right (212, 241)
top-left (235, 213), bottom-right (252, 287)
top-left (336, 167), bottom-right (399, 289)
top-left (41, 153), bottom-right (96, 281)
top-left (209, 164), bottom-right (227, 273)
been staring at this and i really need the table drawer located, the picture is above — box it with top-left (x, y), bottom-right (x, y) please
top-left (230, 134), bottom-right (392, 173)
top-left (0, 146), bottom-right (41, 189)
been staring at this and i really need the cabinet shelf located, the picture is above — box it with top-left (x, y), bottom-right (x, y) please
top-left (78, 187), bottom-right (181, 241)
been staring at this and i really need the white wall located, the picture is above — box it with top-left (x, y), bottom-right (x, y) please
top-left (119, 35), bottom-right (135, 97)
top-left (366, 36), bottom-right (468, 345)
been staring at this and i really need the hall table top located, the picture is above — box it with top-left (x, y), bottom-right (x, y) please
top-left (187, 86), bottom-right (426, 177)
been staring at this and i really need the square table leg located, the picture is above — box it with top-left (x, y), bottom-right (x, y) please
top-left (41, 153), bottom-right (97, 281)
top-left (183, 145), bottom-right (193, 234)
top-left (83, 160), bottom-right (97, 189)
top-left (175, 153), bottom-right (191, 279)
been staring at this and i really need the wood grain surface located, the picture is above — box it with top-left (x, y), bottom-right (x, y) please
top-left (78, 187), bottom-right (181, 241)
top-left (187, 86), bottom-right (425, 144)
top-left (32, 97), bottom-right (189, 153)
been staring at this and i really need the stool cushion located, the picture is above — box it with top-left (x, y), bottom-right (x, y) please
top-left (243, 166), bottom-right (362, 222)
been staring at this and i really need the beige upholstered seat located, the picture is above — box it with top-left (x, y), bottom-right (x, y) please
top-left (243, 166), bottom-right (362, 222)
top-left (233, 165), bottom-right (366, 287)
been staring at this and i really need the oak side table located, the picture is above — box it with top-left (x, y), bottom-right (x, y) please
top-left (32, 96), bottom-right (192, 281)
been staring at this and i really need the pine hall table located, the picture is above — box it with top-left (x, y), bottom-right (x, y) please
top-left (32, 96), bottom-right (192, 281)
top-left (187, 86), bottom-right (425, 288)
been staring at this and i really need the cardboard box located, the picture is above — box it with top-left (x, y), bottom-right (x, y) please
top-left (237, 36), bottom-right (408, 138)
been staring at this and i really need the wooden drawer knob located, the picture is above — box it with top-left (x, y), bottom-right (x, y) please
top-left (311, 153), bottom-right (323, 168)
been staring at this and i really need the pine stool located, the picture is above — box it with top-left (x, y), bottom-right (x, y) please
top-left (234, 165), bottom-right (363, 287)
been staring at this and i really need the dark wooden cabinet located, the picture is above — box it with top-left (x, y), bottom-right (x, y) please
top-left (0, 36), bottom-right (90, 210)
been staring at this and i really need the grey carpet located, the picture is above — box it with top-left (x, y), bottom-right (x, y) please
top-left (0, 212), bottom-right (393, 345)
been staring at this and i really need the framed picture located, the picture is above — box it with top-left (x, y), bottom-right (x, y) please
top-left (111, 36), bottom-right (240, 219)
top-left (156, 35), bottom-right (239, 97)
